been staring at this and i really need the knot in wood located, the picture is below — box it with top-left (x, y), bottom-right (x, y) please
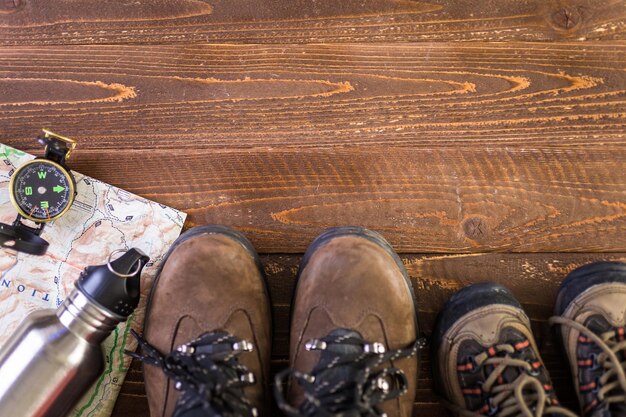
top-left (552, 6), bottom-right (582, 30)
top-left (0, 0), bottom-right (21, 13)
top-left (462, 217), bottom-right (489, 241)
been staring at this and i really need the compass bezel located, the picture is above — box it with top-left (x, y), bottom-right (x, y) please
top-left (9, 159), bottom-right (76, 223)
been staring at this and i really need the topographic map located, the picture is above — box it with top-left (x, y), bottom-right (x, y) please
top-left (0, 144), bottom-right (186, 417)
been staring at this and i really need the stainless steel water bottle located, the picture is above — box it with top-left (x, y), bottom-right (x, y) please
top-left (0, 248), bottom-right (150, 417)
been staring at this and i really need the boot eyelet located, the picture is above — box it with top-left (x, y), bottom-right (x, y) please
top-left (232, 340), bottom-right (254, 352)
top-left (305, 339), bottom-right (327, 351)
top-left (468, 356), bottom-right (480, 373)
top-left (240, 372), bottom-right (255, 383)
top-left (177, 344), bottom-right (195, 355)
top-left (525, 359), bottom-right (541, 376)
top-left (589, 353), bottom-right (601, 370)
top-left (363, 342), bottom-right (386, 354)
top-left (591, 377), bottom-right (601, 395)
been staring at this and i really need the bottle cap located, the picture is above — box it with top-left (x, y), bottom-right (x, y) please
top-left (76, 248), bottom-right (150, 318)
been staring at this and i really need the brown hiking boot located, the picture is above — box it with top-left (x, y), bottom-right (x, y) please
top-left (433, 283), bottom-right (577, 417)
top-left (127, 225), bottom-right (272, 417)
top-left (274, 227), bottom-right (420, 417)
top-left (551, 261), bottom-right (626, 417)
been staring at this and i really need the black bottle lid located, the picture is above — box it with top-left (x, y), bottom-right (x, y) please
top-left (76, 248), bottom-right (150, 319)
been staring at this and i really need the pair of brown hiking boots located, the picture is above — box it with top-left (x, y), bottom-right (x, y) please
top-left (130, 225), bottom-right (419, 417)
top-left (129, 225), bottom-right (626, 417)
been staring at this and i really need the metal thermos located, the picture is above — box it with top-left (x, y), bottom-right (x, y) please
top-left (0, 248), bottom-right (149, 417)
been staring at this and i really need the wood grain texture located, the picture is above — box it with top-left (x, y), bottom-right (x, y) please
top-left (0, 1), bottom-right (623, 415)
top-left (0, 42), bottom-right (626, 149)
top-left (112, 252), bottom-right (626, 417)
top-left (1, 43), bottom-right (625, 150)
top-left (51, 147), bottom-right (625, 253)
top-left (0, 0), bottom-right (624, 45)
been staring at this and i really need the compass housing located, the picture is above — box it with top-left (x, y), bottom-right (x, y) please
top-left (9, 158), bottom-right (76, 223)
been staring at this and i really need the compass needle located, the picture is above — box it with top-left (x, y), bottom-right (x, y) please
top-left (11, 161), bottom-right (74, 222)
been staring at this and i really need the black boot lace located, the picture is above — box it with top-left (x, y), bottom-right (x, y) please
top-left (126, 330), bottom-right (258, 417)
top-left (273, 329), bottom-right (422, 417)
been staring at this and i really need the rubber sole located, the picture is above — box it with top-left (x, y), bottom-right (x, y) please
top-left (554, 261), bottom-right (626, 316)
top-left (430, 282), bottom-right (523, 396)
top-left (292, 226), bottom-right (419, 335)
top-left (143, 224), bottom-right (272, 334)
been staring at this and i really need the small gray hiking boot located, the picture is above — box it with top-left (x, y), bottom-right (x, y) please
top-left (433, 283), bottom-right (577, 417)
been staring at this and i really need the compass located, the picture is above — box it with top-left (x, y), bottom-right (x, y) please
top-left (0, 130), bottom-right (77, 255)
top-left (10, 159), bottom-right (75, 222)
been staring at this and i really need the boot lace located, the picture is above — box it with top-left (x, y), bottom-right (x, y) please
top-left (127, 330), bottom-right (258, 417)
top-left (273, 330), bottom-right (422, 417)
top-left (449, 342), bottom-right (578, 417)
top-left (550, 316), bottom-right (626, 415)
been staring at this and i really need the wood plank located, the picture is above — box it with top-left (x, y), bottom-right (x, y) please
top-left (0, 0), bottom-right (624, 45)
top-left (262, 253), bottom-right (626, 355)
top-left (112, 252), bottom-right (626, 417)
top-left (1, 43), bottom-right (624, 150)
top-left (45, 147), bottom-right (625, 253)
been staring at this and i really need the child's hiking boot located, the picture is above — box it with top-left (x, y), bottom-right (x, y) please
top-left (551, 261), bottom-right (626, 417)
top-left (433, 283), bottom-right (577, 417)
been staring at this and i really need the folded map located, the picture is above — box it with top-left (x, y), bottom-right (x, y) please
top-left (0, 143), bottom-right (186, 417)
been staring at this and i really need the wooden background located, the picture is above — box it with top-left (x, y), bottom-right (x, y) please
top-left (0, 0), bottom-right (625, 415)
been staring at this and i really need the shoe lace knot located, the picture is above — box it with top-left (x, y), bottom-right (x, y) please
top-left (274, 329), bottom-right (421, 417)
top-left (452, 340), bottom-right (578, 417)
top-left (550, 316), bottom-right (626, 416)
top-left (127, 330), bottom-right (258, 417)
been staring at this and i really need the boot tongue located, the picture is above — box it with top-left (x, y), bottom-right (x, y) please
top-left (305, 328), bottom-right (371, 416)
top-left (317, 328), bottom-right (367, 373)
top-left (586, 315), bottom-right (613, 334)
top-left (160, 332), bottom-right (257, 417)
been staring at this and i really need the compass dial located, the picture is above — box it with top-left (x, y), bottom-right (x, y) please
top-left (10, 160), bottom-right (75, 222)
